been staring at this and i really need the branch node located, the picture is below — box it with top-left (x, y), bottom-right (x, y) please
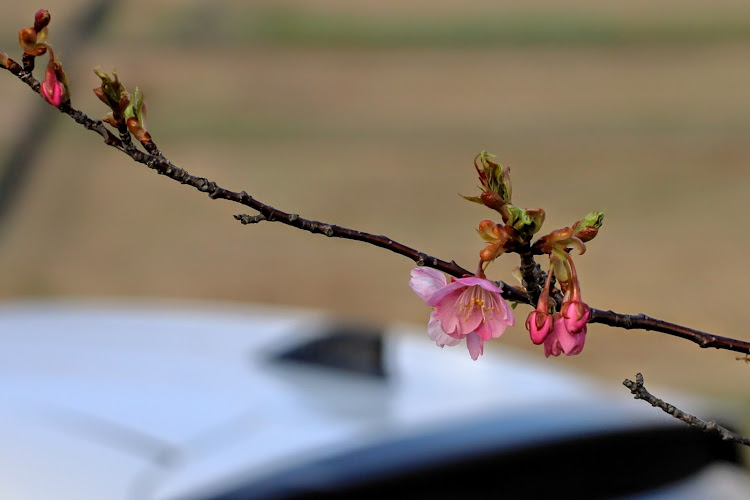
top-left (233, 213), bottom-right (267, 225)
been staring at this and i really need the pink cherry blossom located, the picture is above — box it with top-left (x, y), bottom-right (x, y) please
top-left (409, 267), bottom-right (514, 360)
top-left (543, 316), bottom-right (586, 357)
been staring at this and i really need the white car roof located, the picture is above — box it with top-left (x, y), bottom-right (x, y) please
top-left (0, 299), bottom-right (733, 500)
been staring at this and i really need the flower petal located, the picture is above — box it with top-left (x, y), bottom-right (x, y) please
top-left (466, 332), bottom-right (484, 360)
top-left (543, 317), bottom-right (586, 357)
top-left (455, 276), bottom-right (504, 294)
top-left (430, 288), bottom-right (466, 337)
top-left (427, 313), bottom-right (460, 347)
top-left (409, 267), bottom-right (447, 303)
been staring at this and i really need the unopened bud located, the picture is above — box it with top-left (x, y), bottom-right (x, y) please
top-left (93, 67), bottom-right (127, 112)
top-left (34, 9), bottom-right (51, 32)
top-left (40, 48), bottom-right (69, 107)
top-left (573, 210), bottom-right (604, 242)
top-left (19, 27), bottom-right (47, 56)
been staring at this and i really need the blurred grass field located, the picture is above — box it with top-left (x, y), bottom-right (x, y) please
top-left (1, 1), bottom-right (750, 412)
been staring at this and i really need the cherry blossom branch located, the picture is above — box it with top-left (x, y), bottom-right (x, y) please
top-left (4, 51), bottom-right (535, 299)
top-left (623, 373), bottom-right (750, 447)
top-left (3, 49), bottom-right (750, 355)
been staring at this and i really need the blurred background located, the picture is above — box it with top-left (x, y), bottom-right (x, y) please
top-left (0, 1), bottom-right (749, 407)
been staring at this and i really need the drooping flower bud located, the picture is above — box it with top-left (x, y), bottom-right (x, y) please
top-left (40, 48), bottom-right (69, 107)
top-left (557, 252), bottom-right (589, 334)
top-left (525, 265), bottom-right (554, 344)
top-left (562, 300), bottom-right (590, 334)
top-left (526, 310), bottom-right (553, 344)
top-left (544, 316), bottom-right (586, 357)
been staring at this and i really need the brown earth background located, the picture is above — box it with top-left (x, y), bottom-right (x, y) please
top-left (2, 1), bottom-right (750, 421)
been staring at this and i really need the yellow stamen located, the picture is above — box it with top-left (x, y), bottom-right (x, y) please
top-left (454, 285), bottom-right (496, 323)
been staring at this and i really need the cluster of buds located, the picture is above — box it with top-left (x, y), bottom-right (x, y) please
top-left (525, 254), bottom-right (590, 357)
top-left (524, 211), bottom-right (602, 356)
top-left (93, 69), bottom-right (151, 146)
top-left (463, 152), bottom-right (546, 269)
top-left (18, 9), bottom-right (69, 107)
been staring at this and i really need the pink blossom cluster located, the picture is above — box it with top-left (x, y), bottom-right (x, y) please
top-left (526, 301), bottom-right (589, 357)
top-left (409, 265), bottom-right (590, 360)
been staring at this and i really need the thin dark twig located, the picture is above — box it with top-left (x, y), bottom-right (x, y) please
top-left (3, 53), bottom-right (750, 354)
top-left (591, 309), bottom-right (750, 355)
top-left (623, 373), bottom-right (750, 447)
top-left (1, 53), bottom-right (528, 301)
top-left (0, 0), bottom-right (115, 241)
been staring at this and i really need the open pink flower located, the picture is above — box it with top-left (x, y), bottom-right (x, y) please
top-left (543, 316), bottom-right (586, 357)
top-left (409, 267), bottom-right (514, 360)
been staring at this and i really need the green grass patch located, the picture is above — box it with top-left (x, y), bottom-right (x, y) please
top-left (142, 8), bottom-right (750, 48)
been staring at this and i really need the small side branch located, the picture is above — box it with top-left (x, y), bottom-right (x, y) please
top-left (234, 213), bottom-right (267, 225)
top-left (623, 373), bottom-right (750, 447)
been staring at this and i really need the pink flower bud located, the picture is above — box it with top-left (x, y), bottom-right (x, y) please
top-left (544, 317), bottom-right (586, 357)
top-left (562, 300), bottom-right (590, 334)
top-left (41, 76), bottom-right (65, 107)
top-left (40, 49), bottom-right (68, 108)
top-left (526, 310), bottom-right (552, 344)
top-left (34, 9), bottom-right (51, 32)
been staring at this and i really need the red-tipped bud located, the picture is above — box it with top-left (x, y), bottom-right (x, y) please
top-left (34, 9), bottom-right (51, 32)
